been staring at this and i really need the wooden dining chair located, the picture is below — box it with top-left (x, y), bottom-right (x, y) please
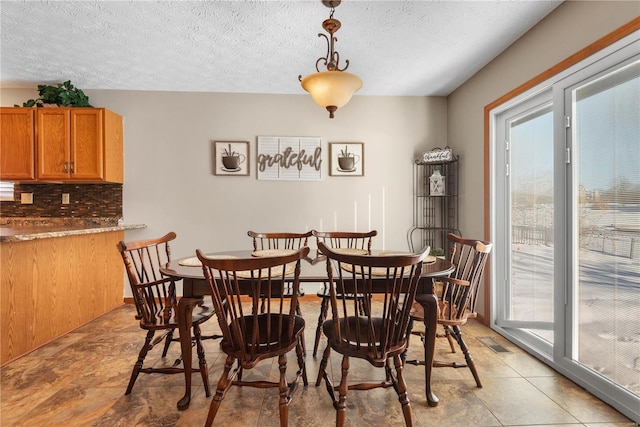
top-left (197, 246), bottom-right (310, 427)
top-left (311, 229), bottom-right (377, 357)
top-left (405, 233), bottom-right (493, 388)
top-left (316, 242), bottom-right (430, 427)
top-left (247, 230), bottom-right (312, 313)
top-left (116, 232), bottom-right (214, 398)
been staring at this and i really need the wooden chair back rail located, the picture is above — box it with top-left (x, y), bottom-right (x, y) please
top-left (247, 230), bottom-right (312, 250)
top-left (313, 229), bottom-right (377, 251)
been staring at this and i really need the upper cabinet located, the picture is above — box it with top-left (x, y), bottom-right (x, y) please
top-left (36, 108), bottom-right (123, 183)
top-left (0, 108), bottom-right (36, 181)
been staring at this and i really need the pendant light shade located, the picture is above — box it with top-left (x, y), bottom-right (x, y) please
top-left (300, 71), bottom-right (362, 118)
top-left (299, 0), bottom-right (362, 118)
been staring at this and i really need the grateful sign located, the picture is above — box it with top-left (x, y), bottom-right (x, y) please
top-left (257, 136), bottom-right (322, 180)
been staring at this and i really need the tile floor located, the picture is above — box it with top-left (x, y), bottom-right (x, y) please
top-left (1, 299), bottom-right (633, 426)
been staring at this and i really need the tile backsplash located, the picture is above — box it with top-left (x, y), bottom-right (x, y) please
top-left (0, 183), bottom-right (122, 218)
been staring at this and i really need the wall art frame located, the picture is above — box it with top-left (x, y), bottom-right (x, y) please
top-left (256, 136), bottom-right (322, 181)
top-left (214, 141), bottom-right (250, 176)
top-left (329, 142), bottom-right (364, 176)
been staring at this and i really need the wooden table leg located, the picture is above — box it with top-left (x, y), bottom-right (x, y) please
top-left (177, 297), bottom-right (202, 411)
top-left (422, 291), bottom-right (439, 407)
top-left (414, 276), bottom-right (440, 408)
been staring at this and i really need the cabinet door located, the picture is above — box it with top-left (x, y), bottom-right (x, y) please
top-left (70, 109), bottom-right (103, 180)
top-left (0, 108), bottom-right (35, 180)
top-left (37, 109), bottom-right (71, 180)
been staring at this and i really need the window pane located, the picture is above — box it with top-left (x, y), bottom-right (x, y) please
top-left (509, 103), bottom-right (554, 344)
top-left (574, 60), bottom-right (640, 397)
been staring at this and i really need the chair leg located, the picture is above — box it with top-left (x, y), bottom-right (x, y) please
top-left (162, 328), bottom-right (175, 357)
top-left (296, 302), bottom-right (307, 357)
top-left (444, 325), bottom-right (457, 353)
top-left (335, 355), bottom-right (349, 427)
top-left (278, 353), bottom-right (289, 427)
top-left (193, 323), bottom-right (210, 397)
top-left (125, 330), bottom-right (154, 395)
top-left (394, 354), bottom-right (414, 427)
top-left (451, 325), bottom-right (482, 388)
top-left (313, 297), bottom-right (329, 357)
top-left (205, 355), bottom-right (235, 427)
top-left (316, 345), bottom-right (331, 386)
top-left (296, 337), bottom-right (308, 386)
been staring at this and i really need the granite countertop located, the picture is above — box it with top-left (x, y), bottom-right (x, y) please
top-left (0, 222), bottom-right (147, 242)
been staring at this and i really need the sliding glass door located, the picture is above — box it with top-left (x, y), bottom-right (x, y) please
top-left (495, 94), bottom-right (555, 353)
top-left (492, 34), bottom-right (639, 419)
top-left (566, 58), bottom-right (640, 399)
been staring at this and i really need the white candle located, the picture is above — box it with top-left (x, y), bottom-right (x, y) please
top-left (382, 187), bottom-right (386, 251)
top-left (354, 201), bottom-right (357, 231)
top-left (368, 194), bottom-right (371, 231)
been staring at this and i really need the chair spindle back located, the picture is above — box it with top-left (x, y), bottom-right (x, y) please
top-left (319, 242), bottom-right (430, 365)
top-left (117, 232), bottom-right (177, 322)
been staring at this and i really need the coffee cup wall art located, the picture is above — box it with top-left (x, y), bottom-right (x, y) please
top-left (329, 142), bottom-right (364, 176)
top-left (214, 141), bottom-right (249, 176)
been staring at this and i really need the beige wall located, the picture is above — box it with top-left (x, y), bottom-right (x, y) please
top-left (448, 1), bottom-right (638, 240)
top-left (1, 89), bottom-right (447, 261)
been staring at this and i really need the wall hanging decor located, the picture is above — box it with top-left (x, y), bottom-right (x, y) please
top-left (214, 141), bottom-right (249, 176)
top-left (421, 146), bottom-right (453, 163)
top-left (257, 136), bottom-right (322, 181)
top-left (329, 142), bottom-right (364, 176)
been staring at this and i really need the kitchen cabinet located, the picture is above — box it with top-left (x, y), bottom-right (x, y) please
top-left (0, 108), bottom-right (36, 181)
top-left (36, 108), bottom-right (123, 183)
top-left (1, 230), bottom-right (125, 364)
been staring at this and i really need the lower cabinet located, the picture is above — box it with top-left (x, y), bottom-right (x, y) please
top-left (0, 231), bottom-right (124, 364)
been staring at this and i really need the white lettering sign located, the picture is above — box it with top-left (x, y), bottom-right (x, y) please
top-left (257, 136), bottom-right (322, 181)
top-left (422, 147), bottom-right (453, 163)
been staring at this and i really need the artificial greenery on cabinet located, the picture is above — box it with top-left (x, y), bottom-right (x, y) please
top-left (15, 81), bottom-right (92, 108)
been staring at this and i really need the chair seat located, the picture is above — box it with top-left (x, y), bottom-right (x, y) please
top-left (322, 317), bottom-right (406, 367)
top-left (140, 303), bottom-right (215, 330)
top-left (410, 301), bottom-right (474, 326)
top-left (221, 314), bottom-right (306, 367)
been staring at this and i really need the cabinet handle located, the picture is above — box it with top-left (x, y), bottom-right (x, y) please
top-left (63, 162), bottom-right (68, 173)
top-left (70, 162), bottom-right (75, 173)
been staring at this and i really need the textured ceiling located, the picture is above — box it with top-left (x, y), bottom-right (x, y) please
top-left (0, 0), bottom-right (562, 96)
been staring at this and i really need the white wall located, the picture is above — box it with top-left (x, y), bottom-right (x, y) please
top-left (1, 89), bottom-right (447, 261)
